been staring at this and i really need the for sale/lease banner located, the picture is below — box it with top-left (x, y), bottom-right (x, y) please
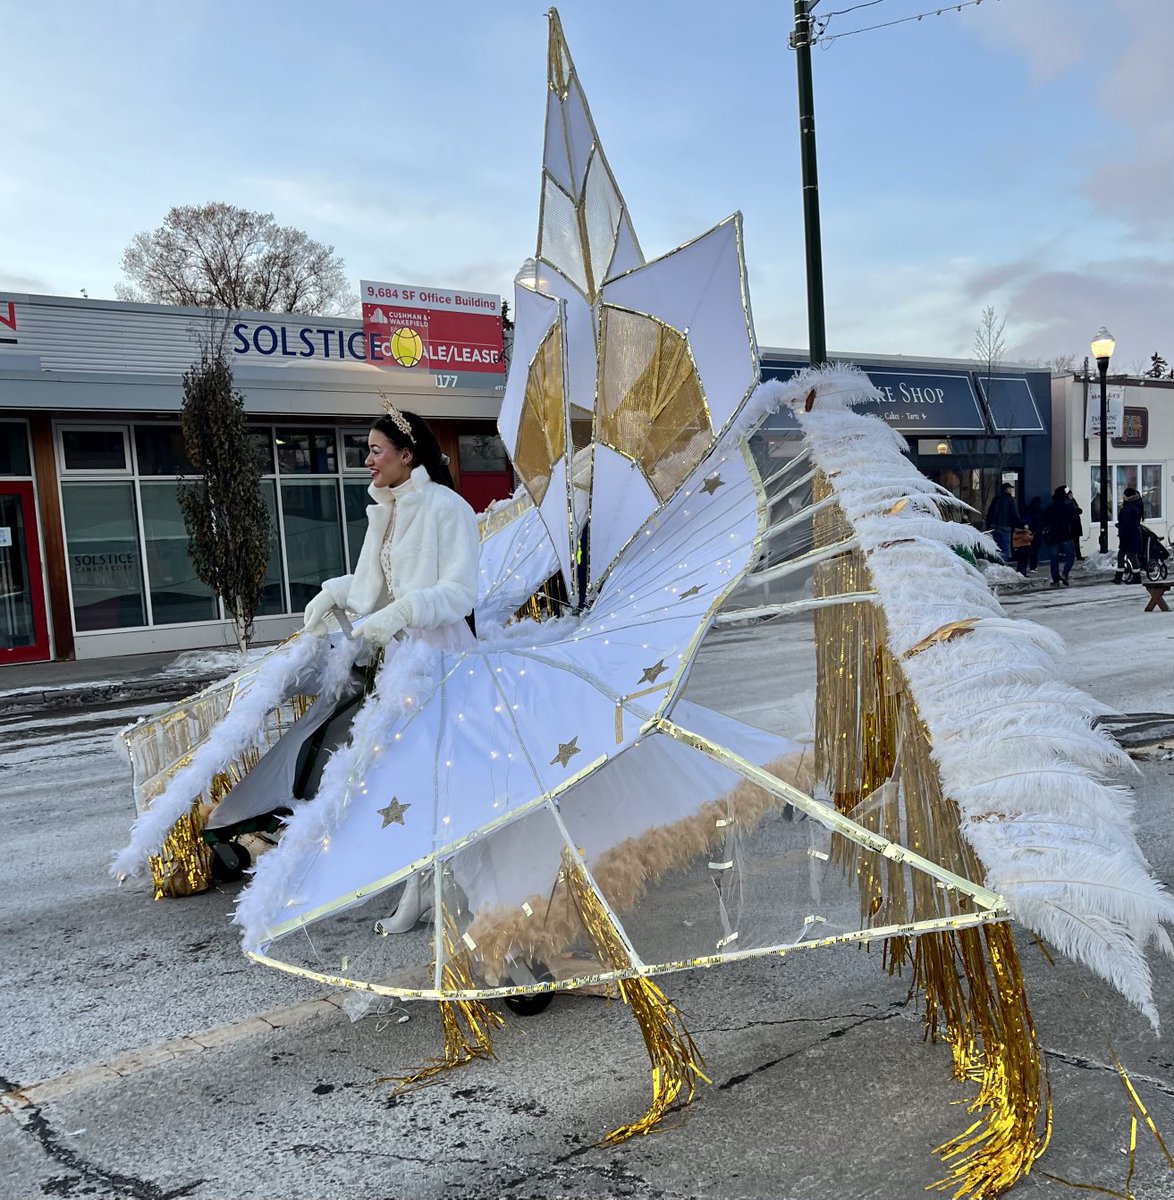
top-left (360, 280), bottom-right (504, 374)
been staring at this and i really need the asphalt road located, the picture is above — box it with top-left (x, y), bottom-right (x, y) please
top-left (2, 578), bottom-right (1172, 1200)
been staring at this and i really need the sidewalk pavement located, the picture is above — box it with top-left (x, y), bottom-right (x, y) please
top-left (0, 644), bottom-right (277, 715)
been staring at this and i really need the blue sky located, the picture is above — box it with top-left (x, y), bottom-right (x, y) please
top-left (2, 0), bottom-right (1170, 372)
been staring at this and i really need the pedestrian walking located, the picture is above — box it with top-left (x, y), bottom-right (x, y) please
top-left (1063, 488), bottom-right (1084, 561)
top-left (1025, 496), bottom-right (1044, 572)
top-left (1041, 485), bottom-right (1077, 587)
top-left (1113, 486), bottom-right (1145, 583)
top-left (985, 482), bottom-right (1021, 562)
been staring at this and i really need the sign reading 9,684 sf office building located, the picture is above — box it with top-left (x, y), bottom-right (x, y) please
top-left (360, 281), bottom-right (505, 386)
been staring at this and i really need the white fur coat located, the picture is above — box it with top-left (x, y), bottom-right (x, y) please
top-left (320, 467), bottom-right (480, 630)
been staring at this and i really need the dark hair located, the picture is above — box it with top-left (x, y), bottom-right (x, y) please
top-left (1053, 485), bottom-right (1067, 501)
top-left (371, 410), bottom-right (456, 490)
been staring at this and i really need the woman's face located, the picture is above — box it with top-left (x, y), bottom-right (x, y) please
top-left (365, 429), bottom-right (413, 489)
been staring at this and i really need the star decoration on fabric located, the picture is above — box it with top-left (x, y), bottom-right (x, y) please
top-left (639, 659), bottom-right (669, 684)
top-left (550, 737), bottom-right (581, 768)
top-left (679, 585), bottom-right (703, 599)
top-left (377, 797), bottom-right (411, 828)
top-left (700, 474), bottom-right (725, 495)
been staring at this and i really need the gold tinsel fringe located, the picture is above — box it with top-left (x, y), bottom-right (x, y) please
top-left (920, 924), bottom-right (1050, 1199)
top-left (560, 850), bottom-right (709, 1143)
top-left (810, 477), bottom-right (1049, 1197)
top-left (379, 917), bottom-right (505, 1094)
top-left (148, 799), bottom-right (213, 899)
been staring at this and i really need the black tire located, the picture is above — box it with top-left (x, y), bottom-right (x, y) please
top-left (209, 841), bottom-right (250, 883)
top-left (1146, 559), bottom-right (1164, 582)
top-left (502, 959), bottom-right (555, 1016)
top-left (504, 991), bottom-right (555, 1017)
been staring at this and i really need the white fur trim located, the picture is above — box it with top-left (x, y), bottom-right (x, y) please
top-left (782, 364), bottom-right (1174, 1027)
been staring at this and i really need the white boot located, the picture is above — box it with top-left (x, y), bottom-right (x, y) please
top-left (373, 872), bottom-right (432, 935)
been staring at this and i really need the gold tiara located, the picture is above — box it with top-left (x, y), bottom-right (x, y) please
top-left (378, 393), bottom-right (414, 443)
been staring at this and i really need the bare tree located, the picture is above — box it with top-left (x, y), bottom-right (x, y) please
top-left (973, 305), bottom-right (1007, 376)
top-left (965, 307), bottom-right (1017, 523)
top-left (178, 352), bottom-right (272, 652)
top-left (117, 203), bottom-right (357, 315)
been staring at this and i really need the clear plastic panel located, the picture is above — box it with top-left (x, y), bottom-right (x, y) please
top-left (442, 803), bottom-right (611, 993)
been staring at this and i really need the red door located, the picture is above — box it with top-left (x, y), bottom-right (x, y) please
top-left (0, 482), bottom-right (50, 664)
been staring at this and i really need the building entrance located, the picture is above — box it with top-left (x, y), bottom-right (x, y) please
top-left (0, 481), bottom-right (49, 663)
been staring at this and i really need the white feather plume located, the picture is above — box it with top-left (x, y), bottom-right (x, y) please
top-left (111, 633), bottom-right (360, 880)
top-left (776, 364), bottom-right (1174, 1027)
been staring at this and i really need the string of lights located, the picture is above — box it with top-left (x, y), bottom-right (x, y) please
top-left (814, 0), bottom-right (1000, 46)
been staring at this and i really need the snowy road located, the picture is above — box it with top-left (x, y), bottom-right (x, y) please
top-left (1, 580), bottom-right (1172, 1199)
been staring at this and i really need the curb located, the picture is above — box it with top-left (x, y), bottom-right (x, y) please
top-left (0, 675), bottom-right (223, 717)
top-left (0, 994), bottom-right (348, 1113)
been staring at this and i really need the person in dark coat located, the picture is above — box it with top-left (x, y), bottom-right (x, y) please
top-left (1114, 487), bottom-right (1145, 583)
top-left (1041, 485), bottom-right (1077, 586)
top-left (986, 483), bottom-right (1021, 562)
top-left (1025, 496), bottom-right (1044, 572)
top-left (1063, 488), bottom-right (1084, 560)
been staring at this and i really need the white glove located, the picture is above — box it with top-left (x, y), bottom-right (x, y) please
top-left (302, 589), bottom-right (335, 635)
top-left (360, 598), bottom-right (412, 647)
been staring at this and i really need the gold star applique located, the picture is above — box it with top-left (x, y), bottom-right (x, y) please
top-left (679, 585), bottom-right (703, 600)
top-left (639, 659), bottom-right (668, 684)
top-left (550, 737), bottom-right (581, 768)
top-left (377, 797), bottom-right (411, 828)
top-left (700, 474), bottom-right (725, 495)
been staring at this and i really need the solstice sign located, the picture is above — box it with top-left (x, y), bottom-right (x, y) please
top-left (360, 280), bottom-right (504, 375)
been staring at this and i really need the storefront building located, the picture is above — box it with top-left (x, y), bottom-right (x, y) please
top-left (1051, 370), bottom-right (1172, 545)
top-left (757, 349), bottom-right (1053, 519)
top-left (0, 294), bottom-right (511, 665)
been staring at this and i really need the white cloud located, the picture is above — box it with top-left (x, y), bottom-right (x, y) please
top-left (961, 0), bottom-right (1091, 81)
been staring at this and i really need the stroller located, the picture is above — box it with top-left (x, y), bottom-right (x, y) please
top-left (1120, 524), bottom-right (1170, 583)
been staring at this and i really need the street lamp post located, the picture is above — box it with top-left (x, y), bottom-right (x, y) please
top-left (1090, 326), bottom-right (1115, 554)
top-left (790, 0), bottom-right (826, 367)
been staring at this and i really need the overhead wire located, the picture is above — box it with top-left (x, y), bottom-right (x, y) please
top-left (814, 0), bottom-right (999, 46)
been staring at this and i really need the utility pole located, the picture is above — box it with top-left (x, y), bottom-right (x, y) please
top-left (791, 0), bottom-right (826, 367)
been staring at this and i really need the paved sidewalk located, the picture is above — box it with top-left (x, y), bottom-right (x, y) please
top-left (0, 645), bottom-right (278, 714)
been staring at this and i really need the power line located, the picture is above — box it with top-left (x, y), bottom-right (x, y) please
top-left (816, 0), bottom-right (891, 19)
top-left (814, 0), bottom-right (999, 46)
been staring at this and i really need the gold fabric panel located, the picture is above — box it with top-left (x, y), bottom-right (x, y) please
top-left (513, 324), bottom-right (566, 506)
top-left (597, 307), bottom-right (713, 501)
top-left (809, 475), bottom-right (1048, 1196)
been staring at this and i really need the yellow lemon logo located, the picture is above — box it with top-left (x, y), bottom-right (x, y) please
top-left (390, 327), bottom-right (424, 368)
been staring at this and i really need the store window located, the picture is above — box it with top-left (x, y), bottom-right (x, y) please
top-left (249, 430), bottom-right (275, 474)
top-left (458, 432), bottom-right (509, 473)
top-left (257, 480), bottom-right (286, 616)
top-left (281, 479), bottom-right (344, 610)
top-left (135, 425), bottom-right (197, 476)
top-left (61, 482), bottom-right (147, 630)
top-left (0, 420), bottom-right (32, 476)
top-left (276, 429), bottom-right (337, 474)
top-left (342, 430), bottom-right (372, 471)
top-left (55, 422), bottom-right (458, 633)
top-left (343, 482), bottom-right (370, 571)
top-left (60, 426), bottom-right (130, 473)
top-left (1090, 464), bottom-right (1165, 523)
top-left (140, 482), bottom-right (218, 624)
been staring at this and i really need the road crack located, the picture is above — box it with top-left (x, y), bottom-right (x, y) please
top-left (1, 1074), bottom-right (203, 1200)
